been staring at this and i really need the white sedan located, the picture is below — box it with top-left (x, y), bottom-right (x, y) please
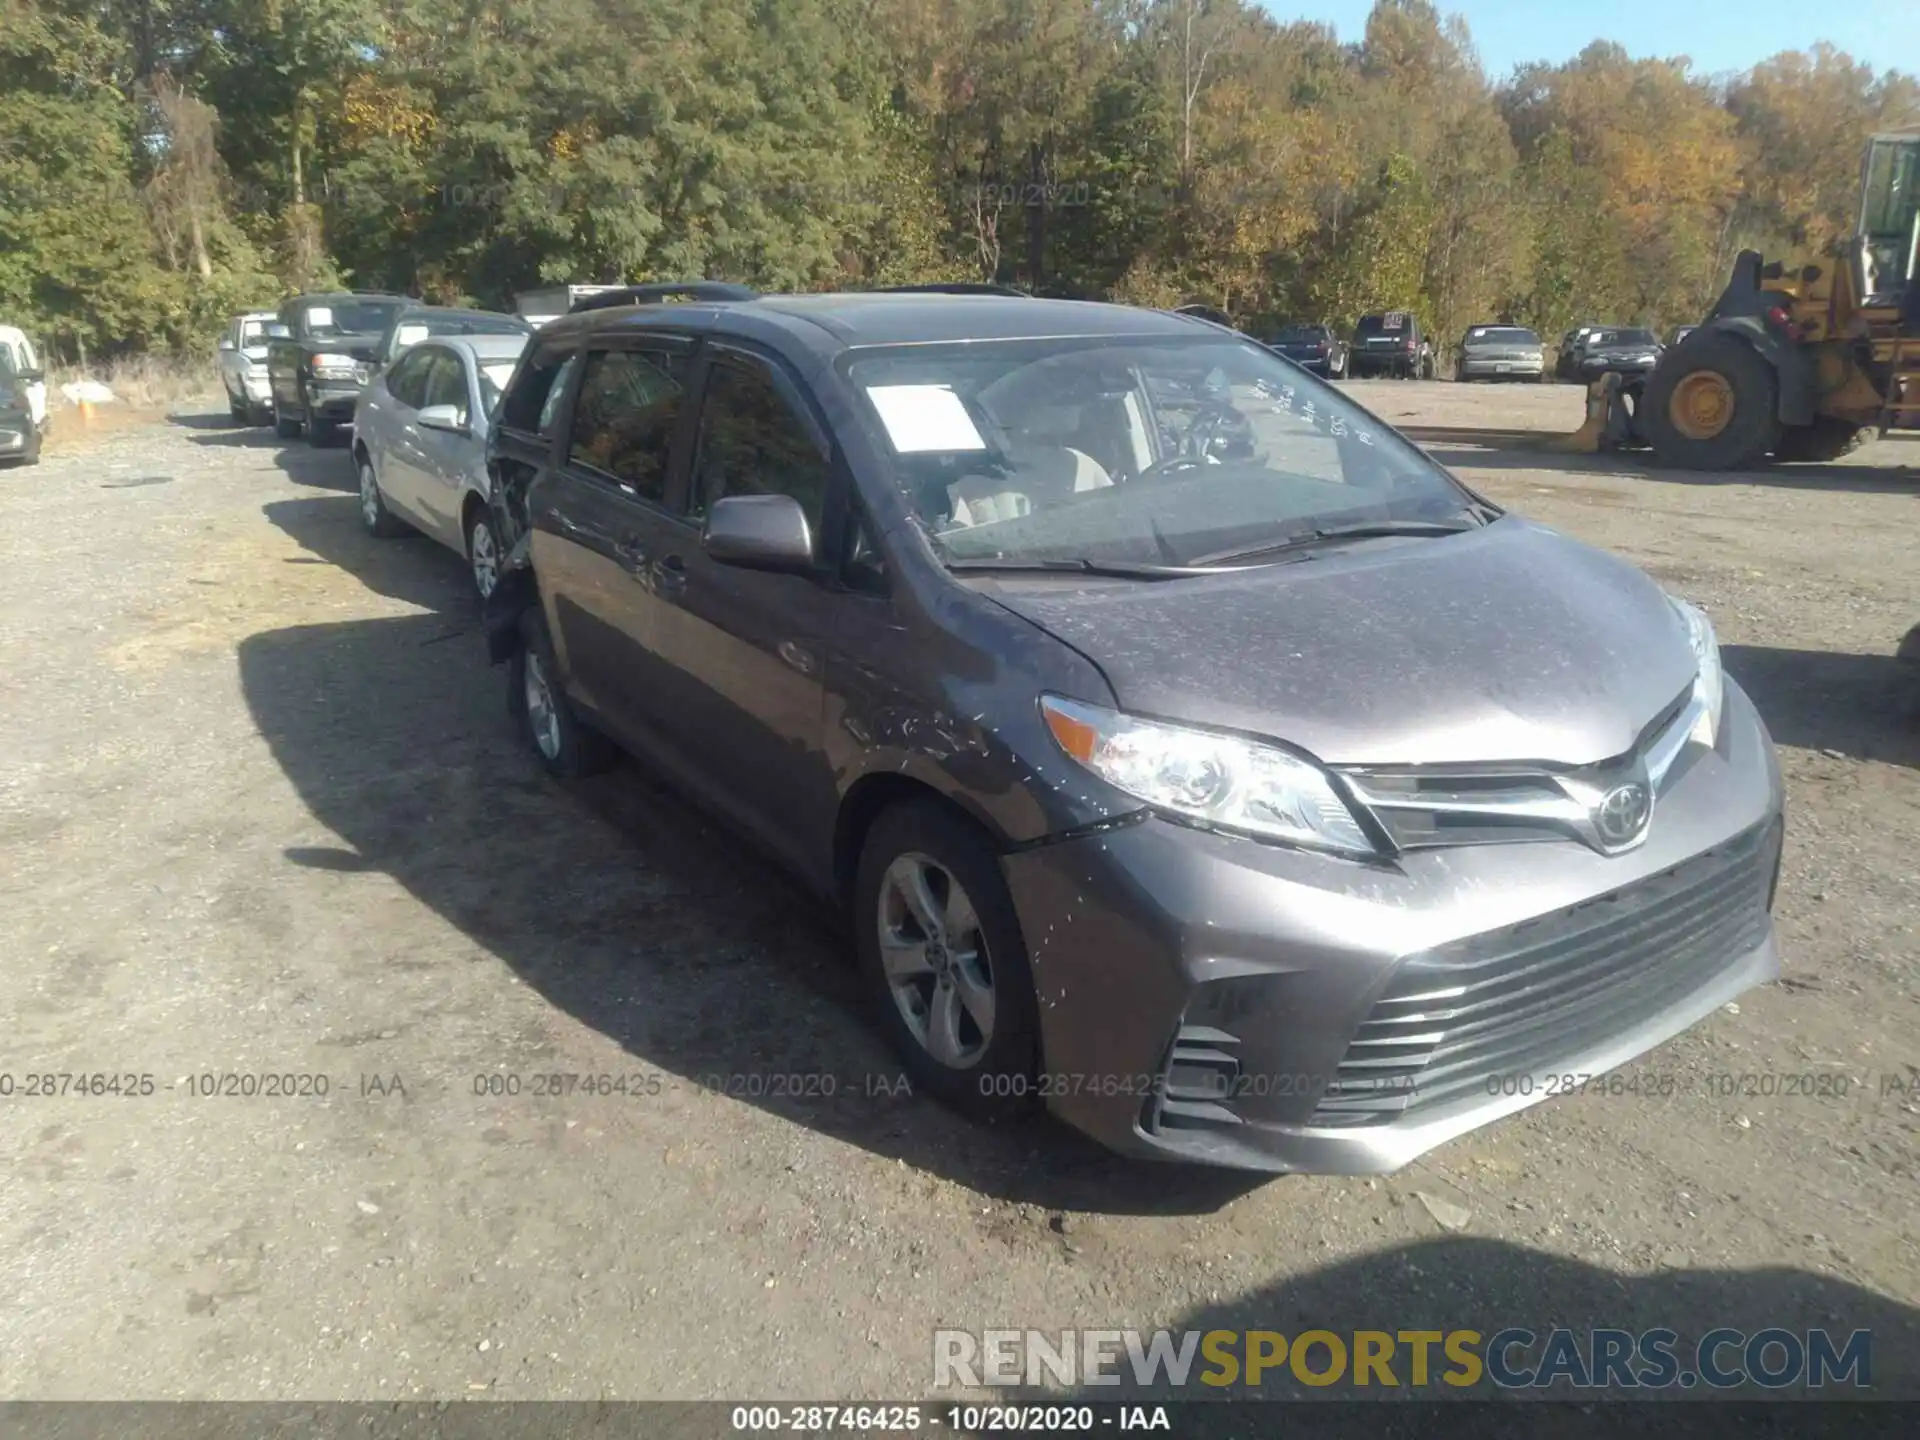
top-left (351, 333), bottom-right (529, 599)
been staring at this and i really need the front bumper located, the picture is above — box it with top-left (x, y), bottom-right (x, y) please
top-left (0, 419), bottom-right (28, 452)
top-left (1581, 359), bottom-right (1658, 380)
top-left (1462, 357), bottom-right (1545, 378)
top-left (307, 382), bottom-right (366, 422)
top-left (1001, 681), bottom-right (1784, 1173)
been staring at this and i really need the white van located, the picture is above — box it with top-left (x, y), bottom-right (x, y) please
top-left (0, 325), bottom-right (48, 430)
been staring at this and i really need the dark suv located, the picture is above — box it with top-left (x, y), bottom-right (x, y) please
top-left (478, 283), bottom-right (1782, 1174)
top-left (1349, 311), bottom-right (1434, 379)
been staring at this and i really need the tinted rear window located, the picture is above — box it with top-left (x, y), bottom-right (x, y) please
top-left (1465, 327), bottom-right (1539, 345)
top-left (1593, 329), bottom-right (1658, 346)
top-left (1274, 326), bottom-right (1326, 342)
top-left (1355, 313), bottom-right (1411, 336)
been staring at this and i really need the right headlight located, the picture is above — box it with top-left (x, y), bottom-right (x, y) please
top-left (1669, 596), bottom-right (1725, 746)
top-left (1039, 695), bottom-right (1375, 856)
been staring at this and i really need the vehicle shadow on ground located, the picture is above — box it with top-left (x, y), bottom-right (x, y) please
top-left (172, 411), bottom-right (358, 492)
top-left (1025, 1240), bottom-right (1917, 1427)
top-left (1413, 429), bottom-right (1918, 493)
top-left (239, 494), bottom-right (1262, 1217)
top-left (1724, 645), bottom-right (1920, 768)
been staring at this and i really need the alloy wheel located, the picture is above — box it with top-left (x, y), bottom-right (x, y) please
top-left (469, 518), bottom-right (498, 599)
top-left (877, 853), bottom-right (995, 1069)
top-left (523, 647), bottom-right (563, 762)
top-left (359, 460), bottom-right (382, 529)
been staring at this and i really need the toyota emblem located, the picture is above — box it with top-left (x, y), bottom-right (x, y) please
top-left (1594, 781), bottom-right (1653, 847)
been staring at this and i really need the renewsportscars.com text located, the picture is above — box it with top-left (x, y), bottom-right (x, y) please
top-left (933, 1327), bottom-right (1872, 1391)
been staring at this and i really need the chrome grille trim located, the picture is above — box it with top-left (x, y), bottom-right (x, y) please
top-left (1309, 820), bottom-right (1779, 1128)
top-left (1337, 685), bottom-right (1704, 854)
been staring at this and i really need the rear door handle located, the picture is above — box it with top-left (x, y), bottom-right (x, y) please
top-left (614, 535), bottom-right (648, 568)
top-left (653, 552), bottom-right (687, 594)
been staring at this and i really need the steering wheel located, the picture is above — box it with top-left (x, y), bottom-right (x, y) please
top-left (1136, 404), bottom-right (1237, 481)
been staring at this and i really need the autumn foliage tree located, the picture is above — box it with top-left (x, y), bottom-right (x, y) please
top-left (1, 0), bottom-right (1915, 360)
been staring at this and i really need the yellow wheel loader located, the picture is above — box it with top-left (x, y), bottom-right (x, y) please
top-left (1635, 129), bottom-right (1920, 470)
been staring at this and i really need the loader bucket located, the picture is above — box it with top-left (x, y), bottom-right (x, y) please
top-left (1392, 374), bottom-right (1640, 456)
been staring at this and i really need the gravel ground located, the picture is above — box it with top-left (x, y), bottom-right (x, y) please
top-left (1, 385), bottom-right (1916, 1407)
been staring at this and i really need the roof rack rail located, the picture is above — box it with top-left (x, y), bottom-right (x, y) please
top-left (569, 282), bottom-right (758, 314)
top-left (878, 282), bottom-right (1029, 297)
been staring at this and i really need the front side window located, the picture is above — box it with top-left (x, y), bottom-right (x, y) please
top-left (422, 350), bottom-right (470, 419)
top-left (567, 348), bottom-right (688, 501)
top-left (845, 334), bottom-right (1476, 567)
top-left (688, 354), bottom-right (829, 531)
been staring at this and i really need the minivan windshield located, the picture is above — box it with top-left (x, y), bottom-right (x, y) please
top-left (846, 335), bottom-right (1479, 569)
top-left (1592, 328), bottom-right (1657, 347)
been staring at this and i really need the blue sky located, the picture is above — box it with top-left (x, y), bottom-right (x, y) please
top-left (1266, 0), bottom-right (1919, 80)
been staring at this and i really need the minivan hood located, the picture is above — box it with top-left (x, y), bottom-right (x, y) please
top-left (985, 519), bottom-right (1697, 768)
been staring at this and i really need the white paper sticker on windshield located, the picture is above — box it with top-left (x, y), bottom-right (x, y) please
top-left (307, 306), bottom-right (334, 329)
top-left (866, 385), bottom-right (987, 452)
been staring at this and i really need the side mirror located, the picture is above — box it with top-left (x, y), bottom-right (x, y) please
top-left (703, 493), bottom-right (814, 573)
top-left (217, 337), bottom-right (235, 352)
top-left (416, 403), bottom-right (469, 435)
top-left (20, 368), bottom-right (44, 383)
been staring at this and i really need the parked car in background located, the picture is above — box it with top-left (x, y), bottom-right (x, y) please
top-left (371, 305), bottom-right (533, 368)
top-left (1456, 324), bottom-right (1548, 383)
top-left (216, 310), bottom-right (280, 424)
top-left (0, 330), bottom-right (44, 467)
top-left (266, 291), bottom-right (409, 446)
top-left (1349, 311), bottom-right (1434, 378)
top-left (1267, 323), bottom-right (1349, 378)
top-left (353, 333), bottom-right (530, 598)
top-left (0, 324), bottom-right (48, 453)
top-left (481, 285), bottom-right (1783, 1174)
top-left (1576, 327), bottom-right (1664, 383)
top-left (1555, 325), bottom-right (1604, 380)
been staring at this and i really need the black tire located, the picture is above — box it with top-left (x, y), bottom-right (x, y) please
top-left (1773, 416), bottom-right (1869, 464)
top-left (508, 606), bottom-right (615, 778)
top-left (1640, 334), bottom-right (1780, 471)
top-left (853, 799), bottom-right (1041, 1123)
top-left (306, 407), bottom-right (339, 447)
top-left (274, 401), bottom-right (301, 439)
top-left (356, 452), bottom-right (409, 538)
top-left (228, 393), bottom-right (248, 424)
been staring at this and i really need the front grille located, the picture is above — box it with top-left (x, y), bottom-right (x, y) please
top-left (1310, 821), bottom-right (1779, 1128)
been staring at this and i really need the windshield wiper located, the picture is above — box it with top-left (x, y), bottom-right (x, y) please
top-left (946, 556), bottom-right (1225, 580)
top-left (1192, 516), bottom-right (1481, 568)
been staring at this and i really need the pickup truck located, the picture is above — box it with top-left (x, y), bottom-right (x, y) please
top-left (266, 292), bottom-right (410, 445)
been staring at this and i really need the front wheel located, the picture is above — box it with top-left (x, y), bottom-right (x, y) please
top-left (854, 800), bottom-right (1041, 1123)
top-left (1640, 334), bottom-right (1780, 471)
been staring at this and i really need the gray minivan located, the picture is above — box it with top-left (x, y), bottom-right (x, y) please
top-left (482, 286), bottom-right (1785, 1174)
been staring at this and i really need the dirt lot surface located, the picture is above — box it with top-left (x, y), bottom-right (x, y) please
top-left (2, 383), bottom-right (1917, 1406)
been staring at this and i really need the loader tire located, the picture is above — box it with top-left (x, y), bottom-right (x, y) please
top-left (1640, 334), bottom-right (1779, 471)
top-left (1773, 417), bottom-right (1869, 464)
